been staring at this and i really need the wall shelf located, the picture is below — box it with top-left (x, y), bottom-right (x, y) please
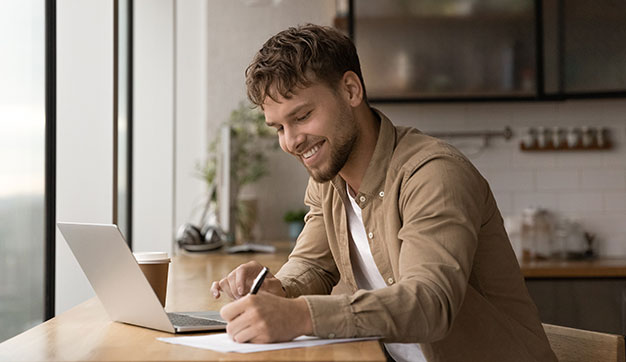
top-left (519, 142), bottom-right (613, 152)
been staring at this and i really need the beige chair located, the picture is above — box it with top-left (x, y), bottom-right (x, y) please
top-left (543, 323), bottom-right (625, 362)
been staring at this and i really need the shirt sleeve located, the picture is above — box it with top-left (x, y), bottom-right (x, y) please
top-left (303, 155), bottom-right (486, 343)
top-left (275, 178), bottom-right (340, 298)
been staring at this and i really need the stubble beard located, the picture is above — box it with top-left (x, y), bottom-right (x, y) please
top-left (304, 107), bottom-right (358, 183)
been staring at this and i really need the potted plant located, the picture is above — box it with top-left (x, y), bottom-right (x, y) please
top-left (283, 209), bottom-right (307, 243)
top-left (197, 102), bottom-right (277, 243)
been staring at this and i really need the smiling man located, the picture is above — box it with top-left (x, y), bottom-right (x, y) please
top-left (211, 24), bottom-right (557, 362)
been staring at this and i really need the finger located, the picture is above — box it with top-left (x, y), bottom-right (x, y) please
top-left (235, 266), bottom-right (249, 296)
top-left (225, 311), bottom-right (250, 340)
top-left (210, 281), bottom-right (221, 298)
top-left (241, 261), bottom-right (268, 292)
top-left (227, 271), bottom-right (241, 299)
top-left (220, 297), bottom-right (246, 321)
top-left (219, 278), bottom-right (236, 300)
top-left (232, 324), bottom-right (265, 344)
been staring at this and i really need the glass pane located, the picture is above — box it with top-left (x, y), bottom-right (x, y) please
top-left (353, 0), bottom-right (536, 99)
top-left (0, 0), bottom-right (46, 342)
top-left (563, 0), bottom-right (626, 93)
top-left (117, 0), bottom-right (130, 242)
top-left (542, 0), bottom-right (560, 95)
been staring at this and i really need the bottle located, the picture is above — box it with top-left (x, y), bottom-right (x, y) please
top-left (533, 209), bottom-right (554, 260)
top-left (564, 218), bottom-right (586, 260)
top-left (552, 217), bottom-right (569, 260)
top-left (520, 208), bottom-right (538, 261)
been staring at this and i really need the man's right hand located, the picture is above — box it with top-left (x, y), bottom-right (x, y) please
top-left (210, 261), bottom-right (287, 300)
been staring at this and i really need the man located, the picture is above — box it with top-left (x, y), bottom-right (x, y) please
top-left (211, 24), bottom-right (557, 362)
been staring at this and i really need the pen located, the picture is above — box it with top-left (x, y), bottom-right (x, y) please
top-left (250, 267), bottom-right (269, 295)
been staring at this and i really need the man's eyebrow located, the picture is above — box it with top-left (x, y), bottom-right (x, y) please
top-left (285, 103), bottom-right (311, 118)
top-left (265, 103), bottom-right (312, 127)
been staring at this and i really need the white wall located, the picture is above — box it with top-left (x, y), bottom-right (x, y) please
top-left (133, 0), bottom-right (175, 254)
top-left (133, 0), bottom-right (209, 255)
top-left (56, 0), bottom-right (114, 314)
top-left (174, 0), bottom-right (209, 239)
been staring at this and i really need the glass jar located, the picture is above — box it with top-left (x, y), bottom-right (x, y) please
top-left (520, 208), bottom-right (537, 261)
top-left (533, 209), bottom-right (554, 260)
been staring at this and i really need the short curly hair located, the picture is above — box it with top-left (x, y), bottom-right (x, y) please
top-left (245, 23), bottom-right (367, 107)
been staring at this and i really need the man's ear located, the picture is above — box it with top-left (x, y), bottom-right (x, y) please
top-left (341, 71), bottom-right (364, 107)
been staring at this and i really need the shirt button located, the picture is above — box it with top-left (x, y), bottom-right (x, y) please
top-left (359, 196), bottom-right (366, 202)
top-left (379, 191), bottom-right (384, 197)
top-left (328, 333), bottom-right (336, 339)
top-left (368, 232), bottom-right (374, 239)
top-left (387, 278), bottom-right (394, 285)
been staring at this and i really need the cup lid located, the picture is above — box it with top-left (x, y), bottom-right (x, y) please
top-left (133, 252), bottom-right (170, 263)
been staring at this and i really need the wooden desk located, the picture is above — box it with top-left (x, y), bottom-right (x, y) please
top-left (0, 243), bottom-right (385, 361)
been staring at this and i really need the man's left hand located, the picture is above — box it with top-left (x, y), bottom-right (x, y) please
top-left (219, 291), bottom-right (313, 343)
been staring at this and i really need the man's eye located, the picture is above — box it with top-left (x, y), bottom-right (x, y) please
top-left (276, 126), bottom-right (284, 133)
top-left (296, 111), bottom-right (311, 122)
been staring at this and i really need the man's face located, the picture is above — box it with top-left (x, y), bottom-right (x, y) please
top-left (263, 82), bottom-right (358, 183)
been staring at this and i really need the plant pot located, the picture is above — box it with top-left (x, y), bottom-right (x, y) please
top-left (287, 221), bottom-right (304, 242)
top-left (236, 197), bottom-right (258, 243)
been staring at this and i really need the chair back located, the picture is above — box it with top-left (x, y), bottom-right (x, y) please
top-left (543, 323), bottom-right (625, 362)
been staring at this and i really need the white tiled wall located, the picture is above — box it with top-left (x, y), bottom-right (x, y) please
top-left (378, 99), bottom-right (626, 256)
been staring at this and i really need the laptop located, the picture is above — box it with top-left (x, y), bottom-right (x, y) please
top-left (57, 222), bottom-right (227, 333)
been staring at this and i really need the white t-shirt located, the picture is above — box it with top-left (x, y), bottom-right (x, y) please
top-left (346, 185), bottom-right (427, 362)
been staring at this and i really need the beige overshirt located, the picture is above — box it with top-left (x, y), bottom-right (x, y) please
top-left (275, 110), bottom-right (557, 362)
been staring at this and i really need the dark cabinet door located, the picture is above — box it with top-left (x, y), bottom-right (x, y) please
top-left (543, 0), bottom-right (626, 96)
top-left (352, 0), bottom-right (537, 101)
top-left (526, 278), bottom-right (626, 335)
top-left (349, 0), bottom-right (626, 101)
top-left (563, 0), bottom-right (626, 94)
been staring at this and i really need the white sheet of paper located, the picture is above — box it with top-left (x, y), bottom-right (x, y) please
top-left (157, 333), bottom-right (379, 353)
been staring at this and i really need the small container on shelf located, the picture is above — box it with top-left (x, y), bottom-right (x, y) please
top-left (597, 127), bottom-right (609, 148)
top-left (581, 126), bottom-right (593, 148)
top-left (521, 127), bottom-right (538, 149)
top-left (520, 125), bottom-right (612, 151)
top-left (567, 127), bottom-right (581, 148)
top-left (552, 126), bottom-right (566, 149)
top-left (537, 127), bottom-right (547, 148)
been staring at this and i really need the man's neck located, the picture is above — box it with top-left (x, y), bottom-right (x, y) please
top-left (340, 107), bottom-right (380, 194)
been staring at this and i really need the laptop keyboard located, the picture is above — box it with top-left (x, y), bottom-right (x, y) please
top-left (167, 313), bottom-right (227, 327)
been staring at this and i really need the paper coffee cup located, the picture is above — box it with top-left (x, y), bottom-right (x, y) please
top-left (134, 252), bottom-right (170, 307)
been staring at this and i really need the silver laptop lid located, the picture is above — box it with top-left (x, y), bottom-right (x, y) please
top-left (57, 222), bottom-right (175, 333)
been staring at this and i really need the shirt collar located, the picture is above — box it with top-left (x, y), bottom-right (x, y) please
top-left (331, 108), bottom-right (396, 203)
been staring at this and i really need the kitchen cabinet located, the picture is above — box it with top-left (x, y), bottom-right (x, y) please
top-left (344, 0), bottom-right (626, 101)
top-left (521, 258), bottom-right (626, 335)
top-left (542, 0), bottom-right (626, 96)
top-left (526, 279), bottom-right (626, 335)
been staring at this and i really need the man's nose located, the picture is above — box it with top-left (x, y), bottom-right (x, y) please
top-left (284, 128), bottom-right (306, 154)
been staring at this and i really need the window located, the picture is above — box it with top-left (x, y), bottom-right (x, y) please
top-left (0, 0), bottom-right (47, 343)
